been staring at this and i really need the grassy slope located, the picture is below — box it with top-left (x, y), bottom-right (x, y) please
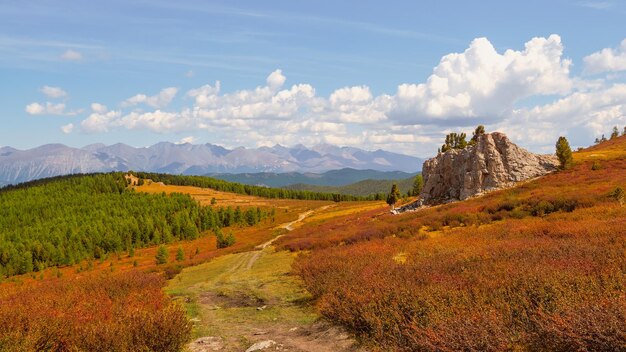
top-left (278, 136), bottom-right (626, 351)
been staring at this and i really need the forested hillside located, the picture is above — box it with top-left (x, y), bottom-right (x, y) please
top-left (285, 177), bottom-right (414, 197)
top-left (134, 172), bottom-right (373, 201)
top-left (0, 173), bottom-right (268, 277)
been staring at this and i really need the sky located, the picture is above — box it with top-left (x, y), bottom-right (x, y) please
top-left (1, 0), bottom-right (626, 157)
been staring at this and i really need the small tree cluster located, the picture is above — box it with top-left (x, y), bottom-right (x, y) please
top-left (594, 125), bottom-right (625, 144)
top-left (439, 125), bottom-right (485, 153)
top-left (440, 132), bottom-right (468, 153)
top-left (215, 228), bottom-right (236, 248)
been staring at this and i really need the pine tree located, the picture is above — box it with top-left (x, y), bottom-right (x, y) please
top-left (386, 184), bottom-right (401, 208)
top-left (611, 126), bottom-right (619, 139)
top-left (155, 245), bottom-right (168, 265)
top-left (555, 136), bottom-right (573, 170)
top-left (176, 247), bottom-right (184, 261)
top-left (469, 125), bottom-right (485, 146)
top-left (441, 132), bottom-right (468, 152)
top-left (412, 175), bottom-right (424, 197)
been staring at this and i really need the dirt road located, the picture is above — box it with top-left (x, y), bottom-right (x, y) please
top-left (168, 205), bottom-right (363, 352)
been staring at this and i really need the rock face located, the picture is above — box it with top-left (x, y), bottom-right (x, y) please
top-left (420, 132), bottom-right (558, 204)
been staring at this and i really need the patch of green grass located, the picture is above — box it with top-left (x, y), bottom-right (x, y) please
top-left (166, 248), bottom-right (318, 340)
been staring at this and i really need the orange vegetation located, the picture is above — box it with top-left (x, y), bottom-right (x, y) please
top-left (282, 136), bottom-right (626, 351)
top-left (0, 270), bottom-right (190, 351)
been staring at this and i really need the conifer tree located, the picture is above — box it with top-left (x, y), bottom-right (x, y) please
top-left (412, 175), bottom-right (424, 197)
top-left (176, 247), bottom-right (184, 261)
top-left (555, 136), bottom-right (573, 170)
top-left (469, 125), bottom-right (485, 146)
top-left (386, 184), bottom-right (401, 208)
top-left (155, 245), bottom-right (168, 265)
top-left (611, 126), bottom-right (619, 139)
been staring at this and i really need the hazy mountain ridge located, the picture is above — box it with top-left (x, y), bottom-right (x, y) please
top-left (0, 142), bottom-right (423, 185)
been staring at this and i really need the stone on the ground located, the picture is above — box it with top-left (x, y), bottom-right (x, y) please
top-left (245, 340), bottom-right (276, 352)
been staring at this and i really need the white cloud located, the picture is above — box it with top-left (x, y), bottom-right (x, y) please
top-left (72, 35), bottom-right (626, 157)
top-left (391, 34), bottom-right (572, 124)
top-left (60, 49), bottom-right (83, 61)
top-left (327, 86), bottom-right (391, 123)
top-left (25, 102), bottom-right (67, 115)
top-left (61, 123), bottom-right (74, 134)
top-left (91, 103), bottom-right (108, 113)
top-left (81, 110), bottom-right (122, 133)
top-left (122, 87), bottom-right (178, 108)
top-left (176, 136), bottom-right (197, 144)
top-left (583, 39), bottom-right (626, 74)
top-left (41, 86), bottom-right (67, 99)
top-left (266, 69), bottom-right (286, 90)
top-left (503, 83), bottom-right (626, 146)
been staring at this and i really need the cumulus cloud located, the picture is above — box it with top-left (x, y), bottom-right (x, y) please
top-left (390, 35), bottom-right (572, 125)
top-left (503, 83), bottom-right (626, 146)
top-left (61, 123), bottom-right (74, 134)
top-left (70, 35), bottom-right (626, 156)
top-left (41, 86), bottom-right (67, 99)
top-left (122, 87), bottom-right (178, 109)
top-left (584, 38), bottom-right (626, 74)
top-left (266, 69), bottom-right (286, 90)
top-left (25, 102), bottom-right (67, 115)
top-left (81, 110), bottom-right (122, 132)
top-left (60, 49), bottom-right (83, 61)
top-left (327, 86), bottom-right (391, 123)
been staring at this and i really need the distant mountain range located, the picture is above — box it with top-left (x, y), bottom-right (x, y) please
top-left (0, 142), bottom-right (423, 186)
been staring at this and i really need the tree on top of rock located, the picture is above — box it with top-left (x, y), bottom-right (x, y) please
top-left (386, 184), bottom-right (401, 208)
top-left (469, 125), bottom-right (485, 146)
top-left (555, 136), bottom-right (573, 170)
top-left (441, 132), bottom-right (468, 153)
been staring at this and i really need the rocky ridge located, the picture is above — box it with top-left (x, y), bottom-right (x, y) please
top-left (393, 132), bottom-right (558, 213)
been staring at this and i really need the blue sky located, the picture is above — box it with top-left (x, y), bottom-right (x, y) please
top-left (2, 0), bottom-right (626, 156)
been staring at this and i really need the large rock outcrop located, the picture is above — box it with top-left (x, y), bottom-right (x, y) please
top-left (420, 132), bottom-right (558, 204)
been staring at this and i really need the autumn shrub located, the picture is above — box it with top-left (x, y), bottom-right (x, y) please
top-left (0, 270), bottom-right (191, 351)
top-left (295, 209), bottom-right (626, 350)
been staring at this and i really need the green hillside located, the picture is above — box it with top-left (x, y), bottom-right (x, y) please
top-left (285, 176), bottom-right (415, 197)
top-left (209, 168), bottom-right (418, 188)
top-left (0, 173), bottom-right (268, 277)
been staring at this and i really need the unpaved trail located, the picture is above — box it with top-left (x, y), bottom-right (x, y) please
top-left (169, 204), bottom-right (363, 352)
